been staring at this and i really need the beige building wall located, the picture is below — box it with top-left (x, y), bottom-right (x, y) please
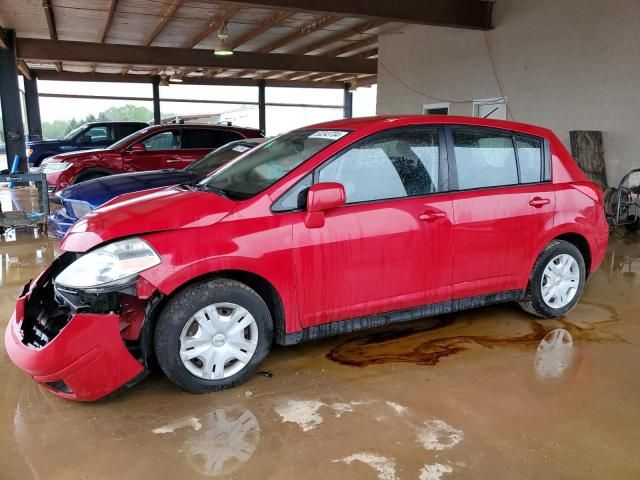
top-left (376, 0), bottom-right (640, 184)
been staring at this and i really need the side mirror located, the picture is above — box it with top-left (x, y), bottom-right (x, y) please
top-left (304, 182), bottom-right (346, 228)
top-left (129, 143), bottom-right (146, 154)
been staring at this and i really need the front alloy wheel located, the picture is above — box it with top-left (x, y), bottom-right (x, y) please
top-left (155, 279), bottom-right (273, 393)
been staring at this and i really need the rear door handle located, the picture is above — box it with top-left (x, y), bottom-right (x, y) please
top-left (529, 197), bottom-right (551, 208)
top-left (419, 209), bottom-right (447, 222)
top-left (166, 159), bottom-right (181, 164)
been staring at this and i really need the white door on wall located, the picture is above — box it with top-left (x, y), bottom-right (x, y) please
top-left (473, 98), bottom-right (507, 119)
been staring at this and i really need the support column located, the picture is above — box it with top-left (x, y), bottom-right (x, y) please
top-left (343, 83), bottom-right (353, 119)
top-left (0, 29), bottom-right (26, 171)
top-left (152, 75), bottom-right (161, 125)
top-left (258, 80), bottom-right (266, 135)
top-left (24, 76), bottom-right (42, 141)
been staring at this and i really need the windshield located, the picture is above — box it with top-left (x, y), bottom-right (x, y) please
top-left (186, 140), bottom-right (260, 176)
top-left (107, 127), bottom-right (153, 150)
top-left (63, 125), bottom-right (86, 140)
top-left (199, 129), bottom-right (350, 200)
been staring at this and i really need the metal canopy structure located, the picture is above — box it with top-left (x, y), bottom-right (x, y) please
top-left (0, 0), bottom-right (493, 85)
top-left (0, 1), bottom-right (494, 170)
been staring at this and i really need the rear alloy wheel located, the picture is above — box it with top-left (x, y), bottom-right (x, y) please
top-left (155, 279), bottom-right (273, 393)
top-left (519, 240), bottom-right (586, 319)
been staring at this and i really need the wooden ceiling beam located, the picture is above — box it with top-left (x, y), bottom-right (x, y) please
top-left (17, 38), bottom-right (377, 75)
top-left (100, 0), bottom-right (118, 43)
top-left (324, 35), bottom-right (378, 57)
top-left (32, 70), bottom-right (346, 89)
top-left (41, 1), bottom-right (62, 72)
top-left (144, 0), bottom-right (183, 46)
top-left (17, 59), bottom-right (32, 80)
top-left (234, 14), bottom-right (341, 78)
top-left (228, 10), bottom-right (295, 50)
top-left (214, 0), bottom-right (494, 30)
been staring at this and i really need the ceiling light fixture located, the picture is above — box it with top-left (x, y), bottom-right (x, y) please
top-left (169, 73), bottom-right (183, 83)
top-left (213, 24), bottom-right (233, 56)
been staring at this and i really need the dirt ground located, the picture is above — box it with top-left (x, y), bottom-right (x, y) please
top-left (1, 187), bottom-right (639, 479)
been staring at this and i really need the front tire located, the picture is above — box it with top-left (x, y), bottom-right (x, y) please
top-left (519, 240), bottom-right (586, 319)
top-left (154, 279), bottom-right (273, 394)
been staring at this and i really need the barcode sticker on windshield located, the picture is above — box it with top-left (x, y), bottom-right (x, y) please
top-left (309, 130), bottom-right (349, 140)
top-left (232, 145), bottom-right (251, 152)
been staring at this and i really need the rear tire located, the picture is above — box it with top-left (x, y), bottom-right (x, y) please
top-left (154, 279), bottom-right (273, 394)
top-left (519, 240), bottom-right (586, 319)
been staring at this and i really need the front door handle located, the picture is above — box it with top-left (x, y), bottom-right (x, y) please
top-left (529, 197), bottom-right (551, 208)
top-left (166, 159), bottom-right (181, 164)
top-left (419, 209), bottom-right (447, 222)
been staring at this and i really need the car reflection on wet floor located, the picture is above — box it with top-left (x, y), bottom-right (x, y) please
top-left (1, 190), bottom-right (640, 479)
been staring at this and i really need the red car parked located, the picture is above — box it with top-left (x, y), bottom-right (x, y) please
top-left (40, 124), bottom-right (263, 195)
top-left (6, 116), bottom-right (609, 401)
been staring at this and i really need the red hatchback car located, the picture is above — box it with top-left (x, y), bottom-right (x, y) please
top-left (40, 123), bottom-right (263, 195)
top-left (6, 116), bottom-right (609, 400)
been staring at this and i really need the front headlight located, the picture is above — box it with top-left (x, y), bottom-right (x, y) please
top-left (55, 238), bottom-right (161, 290)
top-left (42, 161), bottom-right (71, 173)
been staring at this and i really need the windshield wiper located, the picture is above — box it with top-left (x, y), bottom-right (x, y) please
top-left (182, 182), bottom-right (229, 197)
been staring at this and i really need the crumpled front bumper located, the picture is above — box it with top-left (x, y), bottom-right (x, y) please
top-left (4, 270), bottom-right (146, 401)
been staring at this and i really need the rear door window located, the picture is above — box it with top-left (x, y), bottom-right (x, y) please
top-left (515, 136), bottom-right (543, 183)
top-left (450, 128), bottom-right (518, 190)
top-left (183, 129), bottom-right (231, 149)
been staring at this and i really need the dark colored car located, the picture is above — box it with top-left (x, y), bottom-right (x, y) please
top-left (27, 122), bottom-right (148, 167)
top-left (5, 116), bottom-right (609, 401)
top-left (40, 124), bottom-right (264, 196)
top-left (48, 138), bottom-right (266, 239)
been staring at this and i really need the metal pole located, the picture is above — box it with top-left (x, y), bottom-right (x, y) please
top-left (343, 82), bottom-right (353, 119)
top-left (152, 75), bottom-right (161, 125)
top-left (0, 30), bottom-right (27, 172)
top-left (258, 80), bottom-right (266, 135)
top-left (24, 76), bottom-right (43, 141)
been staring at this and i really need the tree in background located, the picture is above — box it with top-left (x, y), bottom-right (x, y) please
top-left (42, 104), bottom-right (153, 139)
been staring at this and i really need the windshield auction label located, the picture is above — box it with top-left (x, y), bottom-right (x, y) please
top-left (232, 145), bottom-right (251, 152)
top-left (309, 130), bottom-right (349, 140)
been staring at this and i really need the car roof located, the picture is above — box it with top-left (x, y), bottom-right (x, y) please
top-left (84, 121), bottom-right (148, 125)
top-left (142, 123), bottom-right (262, 135)
top-left (305, 115), bottom-right (555, 138)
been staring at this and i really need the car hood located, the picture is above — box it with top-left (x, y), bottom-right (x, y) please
top-left (56, 169), bottom-right (198, 208)
top-left (27, 139), bottom-right (65, 148)
top-left (41, 148), bottom-right (108, 162)
top-left (60, 186), bottom-right (237, 252)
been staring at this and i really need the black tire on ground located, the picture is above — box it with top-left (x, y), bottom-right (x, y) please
top-left (519, 240), bottom-right (586, 319)
top-left (624, 215), bottom-right (640, 232)
top-left (154, 278), bottom-right (273, 394)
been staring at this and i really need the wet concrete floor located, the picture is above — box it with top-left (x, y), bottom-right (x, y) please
top-left (0, 187), bottom-right (639, 479)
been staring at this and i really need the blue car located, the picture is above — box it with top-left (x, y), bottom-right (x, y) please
top-left (28, 121), bottom-right (148, 167)
top-left (48, 138), bottom-right (265, 238)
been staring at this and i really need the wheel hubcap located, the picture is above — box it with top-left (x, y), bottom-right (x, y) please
top-left (179, 302), bottom-right (259, 380)
top-left (541, 254), bottom-right (580, 309)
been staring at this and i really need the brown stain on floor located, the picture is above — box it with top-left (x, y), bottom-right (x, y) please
top-left (327, 301), bottom-right (622, 367)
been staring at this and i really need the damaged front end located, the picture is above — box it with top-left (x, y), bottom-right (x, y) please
top-left (5, 252), bottom-right (160, 401)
